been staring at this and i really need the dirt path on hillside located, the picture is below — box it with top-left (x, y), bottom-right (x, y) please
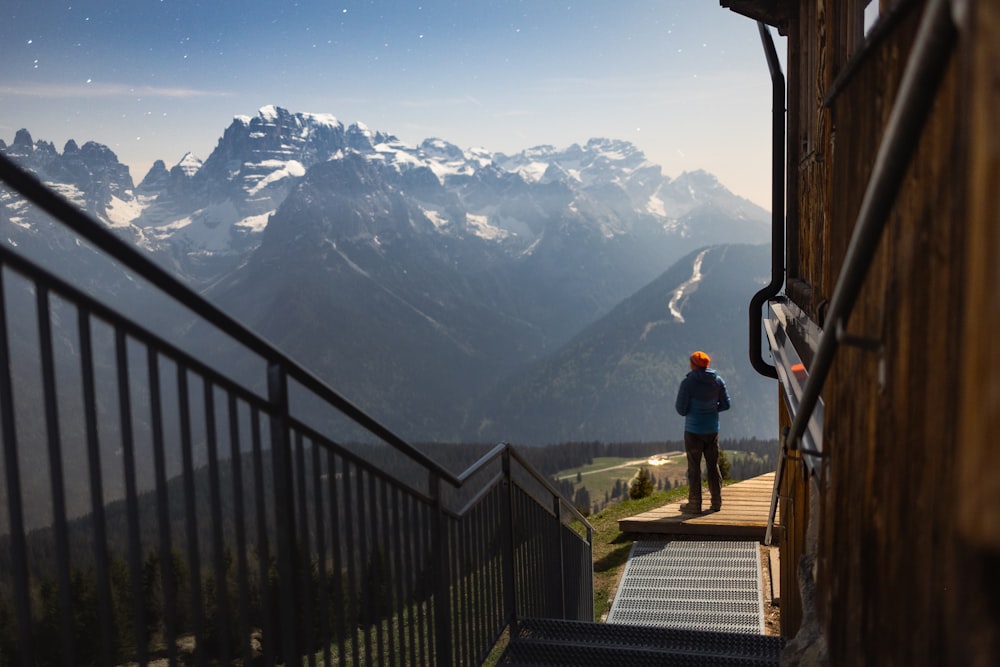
top-left (556, 452), bottom-right (683, 480)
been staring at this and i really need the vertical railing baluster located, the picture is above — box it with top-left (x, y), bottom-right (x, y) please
top-left (463, 504), bottom-right (475, 664)
top-left (203, 381), bottom-right (231, 664)
top-left (292, 432), bottom-right (315, 667)
top-left (483, 487), bottom-right (494, 638)
top-left (539, 502), bottom-right (548, 614)
top-left (451, 513), bottom-right (463, 665)
top-left (312, 441), bottom-right (332, 667)
top-left (249, 405), bottom-right (275, 666)
top-left (177, 365), bottom-right (207, 666)
top-left (341, 457), bottom-right (360, 665)
top-left (500, 450), bottom-right (517, 630)
top-left (461, 509), bottom-right (473, 664)
top-left (327, 450), bottom-right (348, 666)
top-left (36, 286), bottom-right (76, 667)
top-left (473, 500), bottom-right (487, 658)
top-left (392, 486), bottom-right (413, 664)
top-left (484, 487), bottom-right (498, 642)
top-left (116, 330), bottom-right (147, 665)
top-left (356, 467), bottom-right (373, 661)
top-left (430, 474), bottom-right (452, 667)
top-left (586, 523), bottom-right (593, 618)
top-left (366, 469), bottom-right (382, 662)
top-left (416, 494), bottom-right (431, 666)
top-left (266, 362), bottom-right (299, 664)
top-left (403, 494), bottom-right (426, 665)
top-left (77, 307), bottom-right (114, 667)
top-left (227, 393), bottom-right (253, 664)
top-left (0, 265), bottom-right (34, 667)
top-left (494, 485), bottom-right (504, 629)
top-left (148, 348), bottom-right (179, 665)
top-left (531, 496), bottom-right (542, 615)
top-left (380, 477), bottom-right (398, 666)
top-left (395, 481), bottom-right (407, 664)
top-left (519, 492), bottom-right (530, 615)
top-left (553, 496), bottom-right (566, 619)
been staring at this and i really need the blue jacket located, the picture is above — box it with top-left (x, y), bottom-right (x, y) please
top-left (675, 368), bottom-right (731, 434)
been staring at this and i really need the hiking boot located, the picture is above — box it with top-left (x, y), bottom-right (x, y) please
top-left (679, 502), bottom-right (702, 514)
top-left (709, 504), bottom-right (722, 512)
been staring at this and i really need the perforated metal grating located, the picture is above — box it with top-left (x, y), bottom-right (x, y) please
top-left (607, 539), bottom-right (766, 634)
top-left (501, 617), bottom-right (786, 666)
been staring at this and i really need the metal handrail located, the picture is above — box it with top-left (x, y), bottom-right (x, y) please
top-left (782, 0), bottom-right (957, 454)
top-left (458, 442), bottom-right (594, 531)
top-left (0, 151), bottom-right (460, 485)
top-left (0, 151), bottom-right (594, 666)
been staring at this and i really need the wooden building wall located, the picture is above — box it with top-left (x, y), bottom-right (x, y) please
top-left (780, 0), bottom-right (999, 663)
top-left (954, 0), bottom-right (1000, 660)
top-left (776, 396), bottom-right (807, 638)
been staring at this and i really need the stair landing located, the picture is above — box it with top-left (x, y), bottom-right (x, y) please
top-left (607, 539), bottom-right (765, 633)
top-left (617, 473), bottom-right (780, 540)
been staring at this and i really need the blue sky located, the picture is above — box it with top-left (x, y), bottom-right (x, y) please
top-left (1, 1), bottom-right (784, 208)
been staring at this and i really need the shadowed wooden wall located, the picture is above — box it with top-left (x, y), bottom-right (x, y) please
top-left (777, 0), bottom-right (999, 663)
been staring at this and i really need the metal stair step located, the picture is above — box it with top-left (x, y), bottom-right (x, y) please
top-left (498, 618), bottom-right (785, 666)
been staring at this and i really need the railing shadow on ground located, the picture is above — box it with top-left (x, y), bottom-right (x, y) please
top-left (0, 153), bottom-right (593, 667)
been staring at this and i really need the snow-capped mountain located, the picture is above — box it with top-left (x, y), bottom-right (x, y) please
top-left (1, 106), bottom-right (772, 443)
top-left (4, 105), bottom-right (767, 285)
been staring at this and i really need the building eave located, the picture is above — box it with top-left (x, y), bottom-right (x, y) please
top-left (720, 0), bottom-right (792, 35)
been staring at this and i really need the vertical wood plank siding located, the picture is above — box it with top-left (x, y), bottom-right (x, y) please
top-left (776, 394), bottom-right (808, 638)
top-left (782, 0), bottom-right (1000, 663)
top-left (954, 1), bottom-right (1000, 660)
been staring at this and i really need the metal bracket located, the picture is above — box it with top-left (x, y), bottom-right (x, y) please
top-left (835, 319), bottom-right (886, 392)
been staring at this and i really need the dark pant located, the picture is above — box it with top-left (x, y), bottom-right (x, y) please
top-left (684, 431), bottom-right (722, 508)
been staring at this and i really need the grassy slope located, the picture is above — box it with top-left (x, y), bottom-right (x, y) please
top-left (557, 454), bottom-right (689, 512)
top-left (587, 486), bottom-right (690, 621)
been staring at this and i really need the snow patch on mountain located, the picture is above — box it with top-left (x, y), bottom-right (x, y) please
top-left (47, 182), bottom-right (86, 209)
top-left (150, 200), bottom-right (260, 255)
top-left (646, 194), bottom-right (666, 217)
top-left (106, 195), bottom-right (144, 228)
top-left (301, 111), bottom-right (341, 129)
top-left (327, 240), bottom-right (370, 278)
top-left (246, 160), bottom-right (305, 195)
top-left (235, 213), bottom-right (271, 233)
top-left (176, 153), bottom-right (203, 176)
top-left (258, 104), bottom-right (280, 122)
top-left (668, 247), bottom-right (711, 323)
top-left (421, 207), bottom-right (450, 229)
top-left (466, 213), bottom-right (509, 240)
top-left (2, 193), bottom-right (30, 230)
top-left (512, 161), bottom-right (552, 182)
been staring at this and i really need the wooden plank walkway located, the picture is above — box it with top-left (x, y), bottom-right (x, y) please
top-left (617, 473), bottom-right (780, 541)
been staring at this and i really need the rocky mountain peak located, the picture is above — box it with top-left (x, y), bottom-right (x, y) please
top-left (137, 159), bottom-right (170, 192)
top-left (8, 129), bottom-right (35, 158)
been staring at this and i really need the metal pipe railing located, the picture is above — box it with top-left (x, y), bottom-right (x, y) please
top-left (783, 0), bottom-right (957, 453)
top-left (0, 151), bottom-right (458, 485)
top-left (0, 150), bottom-right (593, 666)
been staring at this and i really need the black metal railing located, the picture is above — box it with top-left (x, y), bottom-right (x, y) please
top-left (0, 153), bottom-right (593, 667)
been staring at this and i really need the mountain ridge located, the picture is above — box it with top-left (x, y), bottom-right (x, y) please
top-left (1, 105), bottom-right (774, 444)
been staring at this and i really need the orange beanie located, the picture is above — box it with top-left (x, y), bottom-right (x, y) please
top-left (690, 351), bottom-right (711, 368)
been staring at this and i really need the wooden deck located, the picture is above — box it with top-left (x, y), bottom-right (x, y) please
top-left (617, 473), bottom-right (780, 541)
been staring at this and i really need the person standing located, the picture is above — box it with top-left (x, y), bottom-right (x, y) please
top-left (675, 351), bottom-right (731, 513)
